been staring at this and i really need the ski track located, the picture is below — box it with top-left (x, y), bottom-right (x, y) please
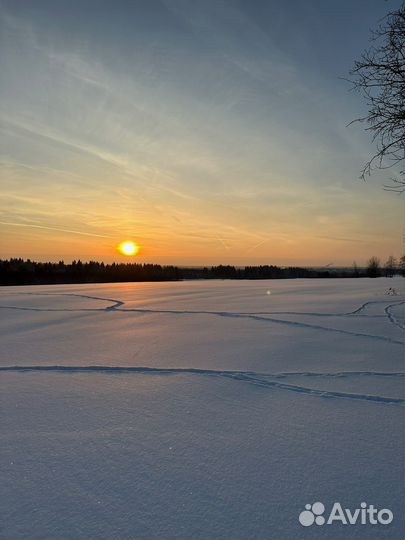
top-left (0, 292), bottom-right (403, 405)
top-left (0, 293), bottom-right (404, 345)
top-left (385, 301), bottom-right (405, 330)
top-left (345, 300), bottom-right (387, 315)
top-left (1, 365), bottom-right (404, 406)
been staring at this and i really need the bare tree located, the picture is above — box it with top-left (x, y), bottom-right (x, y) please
top-left (399, 254), bottom-right (405, 276)
top-left (384, 255), bottom-right (397, 276)
top-left (348, 3), bottom-right (405, 191)
top-left (352, 261), bottom-right (360, 277)
top-left (366, 256), bottom-right (381, 277)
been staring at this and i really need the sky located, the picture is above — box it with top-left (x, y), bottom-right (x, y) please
top-left (0, 0), bottom-right (403, 266)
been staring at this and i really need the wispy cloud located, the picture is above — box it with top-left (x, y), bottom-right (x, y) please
top-left (0, 2), bottom-right (402, 264)
top-left (316, 235), bottom-right (368, 244)
top-left (0, 221), bottom-right (112, 238)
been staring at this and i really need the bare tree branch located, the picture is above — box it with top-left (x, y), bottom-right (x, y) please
top-left (348, 3), bottom-right (405, 190)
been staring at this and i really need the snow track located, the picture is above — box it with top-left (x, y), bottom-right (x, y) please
top-left (385, 301), bottom-right (405, 330)
top-left (2, 365), bottom-right (403, 405)
top-left (1, 280), bottom-right (404, 540)
top-left (1, 292), bottom-right (404, 345)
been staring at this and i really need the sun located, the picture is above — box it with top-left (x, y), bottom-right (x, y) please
top-left (118, 241), bottom-right (139, 256)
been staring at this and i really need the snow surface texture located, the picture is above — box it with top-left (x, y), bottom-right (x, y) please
top-left (0, 278), bottom-right (404, 540)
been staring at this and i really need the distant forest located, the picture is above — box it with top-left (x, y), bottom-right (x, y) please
top-left (1, 257), bottom-right (403, 286)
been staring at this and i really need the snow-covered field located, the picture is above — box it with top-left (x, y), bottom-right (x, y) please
top-left (1, 278), bottom-right (404, 540)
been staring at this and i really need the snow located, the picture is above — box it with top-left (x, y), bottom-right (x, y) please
top-left (0, 278), bottom-right (404, 539)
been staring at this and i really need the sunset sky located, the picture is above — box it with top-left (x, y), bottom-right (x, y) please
top-left (1, 0), bottom-right (403, 266)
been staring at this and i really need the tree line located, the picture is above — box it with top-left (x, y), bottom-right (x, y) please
top-left (0, 256), bottom-right (404, 286)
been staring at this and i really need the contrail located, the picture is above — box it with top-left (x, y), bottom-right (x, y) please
top-left (0, 221), bottom-right (112, 238)
top-left (216, 235), bottom-right (230, 251)
top-left (245, 238), bottom-right (269, 254)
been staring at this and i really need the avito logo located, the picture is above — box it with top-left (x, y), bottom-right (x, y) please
top-left (299, 502), bottom-right (393, 527)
